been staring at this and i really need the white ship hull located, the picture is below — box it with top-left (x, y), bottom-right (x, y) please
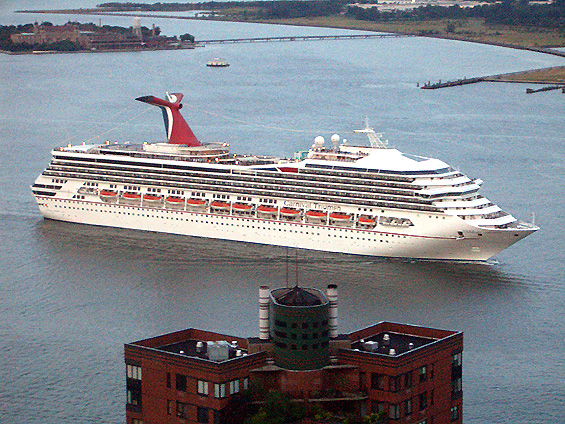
top-left (31, 92), bottom-right (538, 261)
top-left (34, 194), bottom-right (535, 261)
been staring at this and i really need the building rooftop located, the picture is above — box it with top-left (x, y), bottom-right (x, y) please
top-left (158, 338), bottom-right (248, 362)
top-left (271, 286), bottom-right (328, 307)
top-left (350, 331), bottom-right (435, 356)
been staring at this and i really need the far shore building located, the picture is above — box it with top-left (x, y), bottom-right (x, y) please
top-left (10, 22), bottom-right (183, 51)
top-left (124, 284), bottom-right (463, 424)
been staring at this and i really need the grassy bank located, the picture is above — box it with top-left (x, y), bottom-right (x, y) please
top-left (246, 16), bottom-right (565, 48)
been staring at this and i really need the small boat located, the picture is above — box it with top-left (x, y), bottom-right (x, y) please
top-left (357, 215), bottom-right (376, 228)
top-left (121, 192), bottom-right (142, 205)
top-left (280, 207), bottom-right (301, 220)
top-left (165, 196), bottom-right (185, 208)
top-left (210, 200), bottom-right (231, 211)
top-left (330, 212), bottom-right (352, 221)
top-left (257, 205), bottom-right (278, 219)
top-left (186, 197), bottom-right (206, 211)
top-left (143, 194), bottom-right (162, 206)
top-left (99, 189), bottom-right (118, 203)
top-left (358, 216), bottom-right (376, 224)
top-left (257, 205), bottom-right (277, 213)
top-left (305, 210), bottom-right (327, 222)
top-left (232, 203), bottom-right (253, 215)
top-left (207, 58), bottom-right (229, 67)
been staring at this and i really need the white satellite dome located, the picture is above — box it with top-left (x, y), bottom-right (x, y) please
top-left (314, 136), bottom-right (325, 148)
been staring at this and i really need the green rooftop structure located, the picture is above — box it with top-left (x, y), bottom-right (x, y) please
top-left (267, 285), bottom-right (336, 370)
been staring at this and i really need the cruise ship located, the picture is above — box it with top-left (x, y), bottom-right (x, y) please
top-left (31, 93), bottom-right (538, 261)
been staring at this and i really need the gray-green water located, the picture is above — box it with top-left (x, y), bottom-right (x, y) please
top-left (1, 3), bottom-right (564, 423)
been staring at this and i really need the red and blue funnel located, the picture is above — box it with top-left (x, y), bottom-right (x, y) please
top-left (136, 92), bottom-right (201, 147)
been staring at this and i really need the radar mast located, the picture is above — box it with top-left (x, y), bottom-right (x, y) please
top-left (354, 118), bottom-right (388, 149)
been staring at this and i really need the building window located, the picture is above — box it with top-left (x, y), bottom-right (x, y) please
top-left (176, 374), bottom-right (187, 392)
top-left (131, 419), bottom-right (143, 424)
top-left (390, 376), bottom-right (401, 393)
top-left (371, 373), bottom-right (385, 390)
top-left (229, 379), bottom-right (240, 395)
top-left (197, 406), bottom-right (209, 423)
top-left (389, 404), bottom-right (400, 420)
top-left (126, 364), bottom-right (142, 380)
top-left (166, 372), bottom-right (171, 388)
top-left (198, 380), bottom-right (209, 396)
top-left (167, 399), bottom-right (173, 415)
top-left (214, 383), bottom-right (226, 398)
top-left (176, 401), bottom-right (188, 419)
top-left (419, 392), bottom-right (427, 410)
top-left (371, 401), bottom-right (385, 414)
top-left (404, 371), bottom-right (412, 388)
top-left (126, 387), bottom-right (142, 407)
top-left (404, 398), bottom-right (412, 415)
top-left (452, 377), bottom-right (462, 394)
top-left (450, 406), bottom-right (459, 421)
top-left (419, 366), bottom-right (427, 382)
top-left (452, 352), bottom-right (463, 367)
top-left (243, 377), bottom-right (249, 390)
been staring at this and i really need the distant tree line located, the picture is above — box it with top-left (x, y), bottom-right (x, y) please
top-left (347, 0), bottom-right (565, 30)
top-left (99, 0), bottom-right (565, 29)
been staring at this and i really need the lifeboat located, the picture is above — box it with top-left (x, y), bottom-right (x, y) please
top-left (165, 196), bottom-right (185, 209)
top-left (358, 216), bottom-right (376, 224)
top-left (358, 215), bottom-right (376, 228)
top-left (210, 200), bottom-right (231, 213)
top-left (143, 194), bottom-right (162, 206)
top-left (232, 203), bottom-right (253, 215)
top-left (330, 212), bottom-right (353, 226)
top-left (257, 205), bottom-right (278, 219)
top-left (99, 189), bottom-right (118, 203)
top-left (121, 192), bottom-right (142, 206)
top-left (330, 212), bottom-right (352, 220)
top-left (280, 207), bottom-right (301, 220)
top-left (257, 205), bottom-right (277, 213)
top-left (305, 210), bottom-right (327, 222)
top-left (186, 198), bottom-right (206, 211)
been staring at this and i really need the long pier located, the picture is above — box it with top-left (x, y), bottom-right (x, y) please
top-left (199, 33), bottom-right (407, 45)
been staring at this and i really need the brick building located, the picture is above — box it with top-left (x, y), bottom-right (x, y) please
top-left (124, 285), bottom-right (463, 424)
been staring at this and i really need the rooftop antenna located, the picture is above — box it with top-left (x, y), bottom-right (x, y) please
top-left (354, 117), bottom-right (389, 149)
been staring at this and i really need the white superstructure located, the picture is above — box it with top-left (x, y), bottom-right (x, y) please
top-left (31, 94), bottom-right (538, 261)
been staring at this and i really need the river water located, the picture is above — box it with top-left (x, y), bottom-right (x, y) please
top-left (1, 2), bottom-right (564, 424)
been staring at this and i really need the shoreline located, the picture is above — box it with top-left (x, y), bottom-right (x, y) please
top-left (11, 8), bottom-right (565, 84)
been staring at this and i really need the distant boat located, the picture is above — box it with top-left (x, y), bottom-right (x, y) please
top-left (207, 58), bottom-right (229, 67)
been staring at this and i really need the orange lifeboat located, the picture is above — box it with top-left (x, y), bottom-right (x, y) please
top-left (187, 198), bottom-right (206, 206)
top-left (121, 191), bottom-right (142, 205)
top-left (99, 190), bottom-right (118, 203)
top-left (257, 205), bottom-right (277, 213)
top-left (123, 192), bottom-right (141, 199)
top-left (166, 196), bottom-right (185, 208)
top-left (306, 210), bottom-right (326, 218)
top-left (143, 194), bottom-right (162, 207)
top-left (232, 203), bottom-right (252, 211)
top-left (166, 196), bottom-right (184, 203)
top-left (143, 194), bottom-right (162, 201)
top-left (210, 200), bottom-right (231, 210)
top-left (280, 207), bottom-right (301, 220)
top-left (330, 212), bottom-right (352, 220)
top-left (232, 203), bottom-right (253, 215)
top-left (358, 216), bottom-right (376, 224)
top-left (100, 189), bottom-right (117, 197)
